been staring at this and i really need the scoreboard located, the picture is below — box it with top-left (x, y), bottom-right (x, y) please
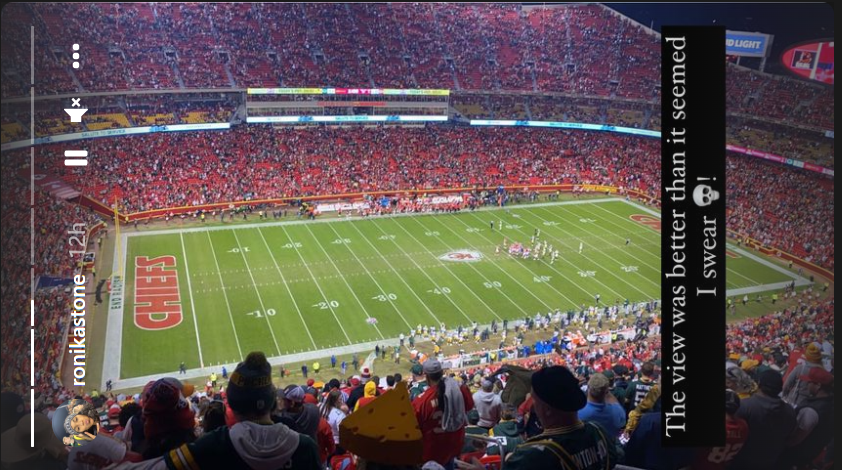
top-left (245, 87), bottom-right (450, 124)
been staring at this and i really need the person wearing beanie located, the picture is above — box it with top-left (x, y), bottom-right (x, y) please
top-left (138, 378), bottom-right (197, 459)
top-left (504, 366), bottom-right (617, 470)
top-left (409, 364), bottom-right (429, 401)
top-left (413, 359), bottom-right (475, 467)
top-left (472, 379), bottom-right (503, 429)
top-left (730, 370), bottom-right (796, 470)
top-left (277, 385), bottom-right (335, 466)
top-left (578, 373), bottom-right (626, 438)
top-left (783, 342), bottom-right (824, 407)
top-left (693, 390), bottom-right (749, 470)
top-left (783, 367), bottom-right (834, 468)
top-left (132, 351), bottom-right (322, 470)
top-left (354, 381), bottom-right (379, 411)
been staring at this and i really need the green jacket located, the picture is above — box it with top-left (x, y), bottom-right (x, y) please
top-left (504, 422), bottom-right (617, 470)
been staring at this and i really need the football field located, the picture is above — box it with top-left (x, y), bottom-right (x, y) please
top-left (105, 198), bottom-right (806, 384)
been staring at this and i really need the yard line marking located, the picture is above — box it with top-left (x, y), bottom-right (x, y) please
top-left (525, 207), bottom-right (657, 297)
top-left (232, 230), bottom-right (282, 356)
top-left (321, 223), bottom-right (414, 331)
top-left (575, 203), bottom-right (759, 286)
top-left (344, 220), bottom-right (446, 327)
top-left (381, 217), bottom-right (505, 321)
top-left (459, 212), bottom-right (593, 307)
top-left (256, 227), bottom-right (317, 350)
top-left (367, 219), bottom-right (476, 324)
top-left (408, 216), bottom-right (535, 317)
top-left (180, 233), bottom-right (204, 368)
top-left (303, 225), bottom-right (387, 339)
top-left (600, 204), bottom-right (764, 287)
top-left (205, 231), bottom-right (244, 360)
top-left (280, 226), bottom-right (353, 345)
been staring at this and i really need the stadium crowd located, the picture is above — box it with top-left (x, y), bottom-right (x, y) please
top-left (2, 2), bottom-right (833, 134)
top-left (27, 124), bottom-right (834, 270)
top-left (0, 156), bottom-right (103, 409)
top-left (2, 292), bottom-right (833, 470)
top-left (0, 3), bottom-right (834, 469)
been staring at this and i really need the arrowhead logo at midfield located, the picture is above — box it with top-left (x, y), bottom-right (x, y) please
top-left (440, 250), bottom-right (483, 262)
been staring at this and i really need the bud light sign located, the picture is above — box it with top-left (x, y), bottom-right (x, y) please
top-left (725, 31), bottom-right (770, 57)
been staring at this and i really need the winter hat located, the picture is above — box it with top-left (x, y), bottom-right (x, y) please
top-left (142, 378), bottom-right (195, 439)
top-left (757, 370), bottom-right (784, 396)
top-left (804, 343), bottom-right (822, 363)
top-left (282, 385), bottom-right (305, 404)
top-left (361, 367), bottom-right (372, 381)
top-left (532, 366), bottom-right (587, 412)
top-left (227, 352), bottom-right (277, 416)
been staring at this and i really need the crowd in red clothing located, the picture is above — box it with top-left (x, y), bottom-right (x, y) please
top-left (0, 156), bottom-right (102, 397)
top-left (29, 123), bottom-right (834, 270)
top-left (726, 154), bottom-right (834, 270)
top-left (1, 2), bottom-right (832, 134)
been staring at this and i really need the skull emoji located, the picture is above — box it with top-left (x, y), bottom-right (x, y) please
top-left (693, 184), bottom-right (720, 207)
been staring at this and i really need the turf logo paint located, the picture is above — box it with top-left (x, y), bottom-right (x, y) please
top-left (630, 214), bottom-right (662, 232)
top-left (134, 255), bottom-right (183, 330)
top-left (439, 250), bottom-right (483, 262)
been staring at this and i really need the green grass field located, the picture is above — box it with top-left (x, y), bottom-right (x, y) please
top-left (112, 199), bottom-right (800, 380)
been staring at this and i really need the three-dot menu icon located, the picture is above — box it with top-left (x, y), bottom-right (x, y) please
top-left (72, 43), bottom-right (81, 69)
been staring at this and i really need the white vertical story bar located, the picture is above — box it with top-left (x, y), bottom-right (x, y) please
top-left (30, 329), bottom-right (35, 387)
top-left (31, 389), bottom-right (35, 447)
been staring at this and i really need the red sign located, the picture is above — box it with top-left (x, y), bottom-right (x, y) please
top-left (782, 40), bottom-right (834, 85)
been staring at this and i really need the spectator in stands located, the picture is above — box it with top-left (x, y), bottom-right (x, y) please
top-left (408, 364), bottom-right (428, 401)
top-left (138, 378), bottom-right (196, 459)
top-left (119, 352), bottom-right (320, 469)
top-left (486, 404), bottom-right (522, 456)
top-left (731, 369), bottom-right (797, 470)
top-left (784, 367), bottom-right (834, 468)
top-left (472, 379), bottom-right (502, 430)
top-left (346, 367), bottom-right (371, 410)
top-left (278, 385), bottom-right (321, 446)
top-left (783, 342), bottom-right (825, 407)
top-left (578, 372), bottom-right (626, 438)
top-left (693, 389), bottom-right (750, 470)
top-left (503, 365), bottom-right (617, 470)
top-left (353, 381), bottom-right (378, 411)
top-left (623, 361), bottom-right (656, 411)
top-left (0, 413), bottom-right (68, 470)
top-left (199, 400), bottom-right (226, 434)
top-left (319, 390), bottom-right (347, 454)
top-left (413, 359), bottom-right (474, 468)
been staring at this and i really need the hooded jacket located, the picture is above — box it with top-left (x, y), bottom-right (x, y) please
top-left (472, 389), bottom-right (503, 428)
top-left (731, 393), bottom-right (797, 470)
top-left (354, 381), bottom-right (378, 411)
top-left (279, 403), bottom-right (321, 443)
top-left (154, 421), bottom-right (321, 470)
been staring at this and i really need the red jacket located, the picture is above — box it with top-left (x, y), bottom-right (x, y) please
top-left (317, 417), bottom-right (336, 464)
top-left (413, 382), bottom-right (475, 465)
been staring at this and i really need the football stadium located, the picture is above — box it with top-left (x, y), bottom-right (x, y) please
top-left (0, 3), bottom-right (834, 470)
